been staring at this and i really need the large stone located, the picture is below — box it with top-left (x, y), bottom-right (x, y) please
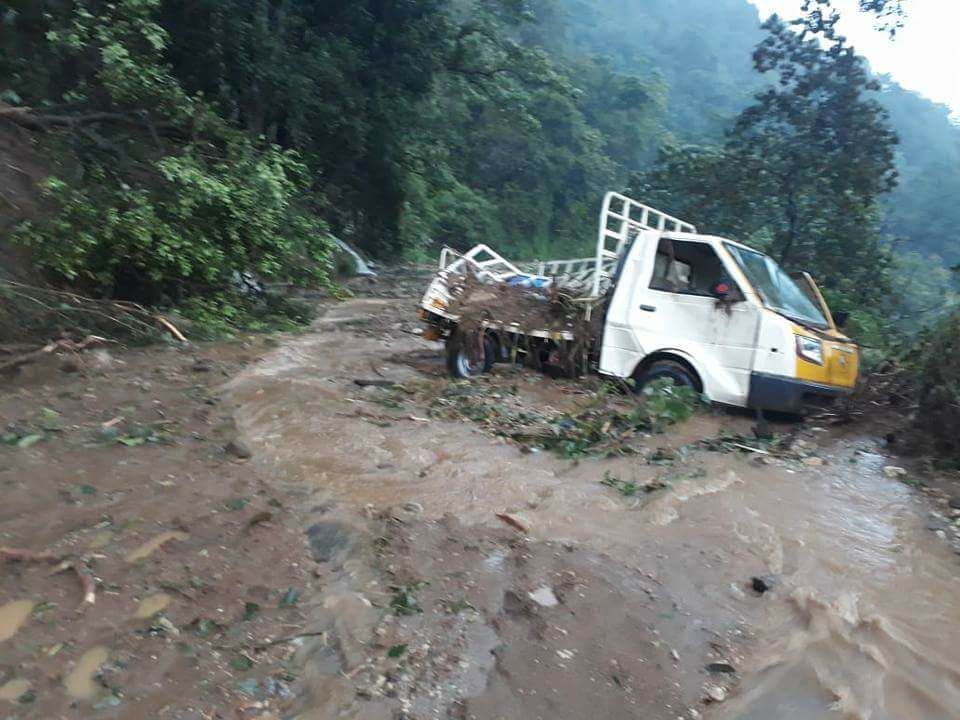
top-left (305, 521), bottom-right (353, 563)
top-left (225, 439), bottom-right (252, 459)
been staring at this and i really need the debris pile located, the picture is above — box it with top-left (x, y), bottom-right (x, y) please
top-left (445, 273), bottom-right (606, 374)
top-left (447, 273), bottom-right (580, 338)
top-left (419, 375), bottom-right (703, 458)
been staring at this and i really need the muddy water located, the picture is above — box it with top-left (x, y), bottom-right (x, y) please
top-left (64, 646), bottom-right (109, 700)
top-left (124, 530), bottom-right (188, 563)
top-left (0, 678), bottom-right (30, 702)
top-left (228, 300), bottom-right (960, 719)
top-left (133, 593), bottom-right (171, 619)
top-left (0, 600), bottom-right (34, 643)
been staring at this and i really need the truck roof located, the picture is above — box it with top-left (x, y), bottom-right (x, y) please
top-left (660, 231), bottom-right (763, 255)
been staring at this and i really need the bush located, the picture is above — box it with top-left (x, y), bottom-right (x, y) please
top-left (913, 311), bottom-right (960, 461)
top-left (14, 139), bottom-right (334, 308)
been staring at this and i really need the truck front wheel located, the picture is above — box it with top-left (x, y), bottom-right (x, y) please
top-left (634, 359), bottom-right (700, 393)
top-left (446, 331), bottom-right (496, 379)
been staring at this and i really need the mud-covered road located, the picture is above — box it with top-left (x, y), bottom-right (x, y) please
top-left (227, 298), bottom-right (960, 720)
top-left (4, 293), bottom-right (960, 719)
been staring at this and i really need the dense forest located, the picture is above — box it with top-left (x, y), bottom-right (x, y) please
top-left (0, 0), bottom-right (956, 343)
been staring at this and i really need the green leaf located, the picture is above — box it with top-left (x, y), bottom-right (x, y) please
top-left (224, 497), bottom-right (249, 511)
top-left (236, 678), bottom-right (259, 696)
top-left (17, 434), bottom-right (44, 448)
top-left (193, 618), bottom-right (222, 637)
top-left (387, 643), bottom-right (407, 658)
top-left (39, 408), bottom-right (62, 431)
top-left (278, 587), bottom-right (300, 608)
top-left (230, 655), bottom-right (254, 671)
top-left (242, 601), bottom-right (260, 621)
top-left (118, 436), bottom-right (146, 447)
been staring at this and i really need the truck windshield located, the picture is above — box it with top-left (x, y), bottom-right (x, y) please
top-left (724, 244), bottom-right (829, 329)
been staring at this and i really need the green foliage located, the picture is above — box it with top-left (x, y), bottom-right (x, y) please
top-left (635, 17), bottom-right (903, 340)
top-left (600, 471), bottom-right (640, 497)
top-left (3, 0), bottom-right (333, 332)
top-left (16, 140), bottom-right (332, 301)
top-left (1, 0), bottom-right (955, 347)
top-left (641, 378), bottom-right (704, 431)
top-left (904, 310), bottom-right (960, 463)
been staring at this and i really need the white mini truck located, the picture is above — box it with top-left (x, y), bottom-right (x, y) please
top-left (418, 192), bottom-right (858, 413)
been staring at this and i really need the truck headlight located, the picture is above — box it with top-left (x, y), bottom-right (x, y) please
top-left (796, 336), bottom-right (824, 365)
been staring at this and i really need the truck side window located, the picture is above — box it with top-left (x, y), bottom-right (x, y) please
top-left (650, 239), bottom-right (730, 297)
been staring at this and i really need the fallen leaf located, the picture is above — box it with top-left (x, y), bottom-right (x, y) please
top-left (278, 587), bottom-right (300, 608)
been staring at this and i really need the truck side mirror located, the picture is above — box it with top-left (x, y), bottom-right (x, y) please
top-left (833, 310), bottom-right (849, 329)
top-left (710, 279), bottom-right (734, 300)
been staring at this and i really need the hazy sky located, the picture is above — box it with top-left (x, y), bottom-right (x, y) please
top-left (748, 0), bottom-right (960, 115)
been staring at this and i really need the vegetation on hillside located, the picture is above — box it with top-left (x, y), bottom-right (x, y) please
top-left (0, 2), bottom-right (951, 403)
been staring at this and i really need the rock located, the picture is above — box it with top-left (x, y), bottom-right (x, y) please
top-left (225, 439), bottom-right (252, 459)
top-left (936, 529), bottom-right (947, 540)
top-left (706, 662), bottom-right (737, 674)
top-left (949, 497), bottom-right (960, 510)
top-left (688, 710), bottom-right (702, 720)
top-left (751, 576), bottom-right (776, 594)
top-left (305, 521), bottom-right (353, 563)
top-left (401, 502), bottom-right (424, 515)
top-left (882, 466), bottom-right (907, 478)
top-left (528, 586), bottom-right (559, 608)
top-left (704, 685), bottom-right (727, 703)
top-left (802, 456), bottom-right (824, 467)
top-left (192, 359), bottom-right (214, 373)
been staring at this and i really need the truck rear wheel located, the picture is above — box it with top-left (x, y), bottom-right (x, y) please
top-left (634, 359), bottom-right (699, 392)
top-left (446, 332), bottom-right (496, 379)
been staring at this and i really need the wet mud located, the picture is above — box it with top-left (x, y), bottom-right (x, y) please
top-left (225, 297), bottom-right (960, 719)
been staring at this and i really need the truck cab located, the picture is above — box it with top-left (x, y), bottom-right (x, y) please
top-left (598, 200), bottom-right (858, 413)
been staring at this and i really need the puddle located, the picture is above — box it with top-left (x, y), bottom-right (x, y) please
top-left (134, 593), bottom-right (171, 619)
top-left (64, 646), bottom-right (109, 700)
top-left (124, 530), bottom-right (188, 562)
top-left (0, 679), bottom-right (31, 702)
top-left (0, 600), bottom-right (35, 642)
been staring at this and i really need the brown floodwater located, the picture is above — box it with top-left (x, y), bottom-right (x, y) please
top-left (63, 645), bottom-right (109, 700)
top-left (228, 299), bottom-right (960, 719)
top-left (0, 600), bottom-right (34, 643)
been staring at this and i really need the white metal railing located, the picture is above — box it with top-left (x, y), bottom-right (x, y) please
top-left (422, 193), bottom-right (697, 324)
top-left (590, 192), bottom-right (697, 297)
top-left (438, 244), bottom-right (522, 282)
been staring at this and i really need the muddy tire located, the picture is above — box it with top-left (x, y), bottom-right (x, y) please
top-left (446, 331), bottom-right (496, 379)
top-left (634, 359), bottom-right (699, 392)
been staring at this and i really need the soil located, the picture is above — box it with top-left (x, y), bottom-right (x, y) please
top-left (0, 334), bottom-right (319, 719)
top-left (3, 273), bottom-right (960, 720)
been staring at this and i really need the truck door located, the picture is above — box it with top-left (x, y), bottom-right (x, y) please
top-left (633, 238), bottom-right (761, 405)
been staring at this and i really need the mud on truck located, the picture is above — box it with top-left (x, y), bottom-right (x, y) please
top-left (418, 192), bottom-right (858, 414)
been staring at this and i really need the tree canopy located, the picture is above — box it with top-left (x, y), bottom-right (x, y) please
top-left (0, 0), bottom-right (956, 339)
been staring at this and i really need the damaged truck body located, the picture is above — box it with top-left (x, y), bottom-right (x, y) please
top-left (418, 192), bottom-right (858, 413)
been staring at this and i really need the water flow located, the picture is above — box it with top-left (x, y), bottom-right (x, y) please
top-left (227, 303), bottom-right (960, 719)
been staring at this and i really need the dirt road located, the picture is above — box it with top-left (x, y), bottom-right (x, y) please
top-left (4, 294), bottom-right (960, 719)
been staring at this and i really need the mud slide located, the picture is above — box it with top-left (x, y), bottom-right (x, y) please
top-left (226, 298), bottom-right (960, 720)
